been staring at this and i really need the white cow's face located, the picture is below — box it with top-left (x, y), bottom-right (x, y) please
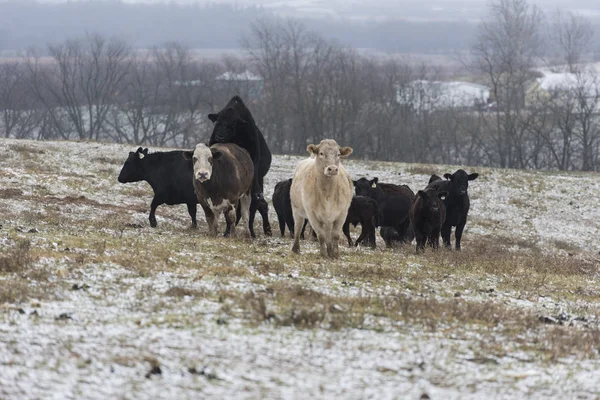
top-left (191, 144), bottom-right (215, 183)
top-left (307, 139), bottom-right (353, 177)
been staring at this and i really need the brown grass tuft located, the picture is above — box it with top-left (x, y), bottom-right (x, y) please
top-left (9, 143), bottom-right (44, 156)
top-left (0, 281), bottom-right (33, 304)
top-left (93, 156), bottom-right (124, 166)
top-left (0, 188), bottom-right (23, 199)
top-left (163, 287), bottom-right (205, 298)
top-left (0, 239), bottom-right (31, 273)
top-left (407, 165), bottom-right (439, 177)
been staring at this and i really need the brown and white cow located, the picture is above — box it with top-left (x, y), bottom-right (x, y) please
top-left (290, 139), bottom-right (353, 258)
top-left (183, 143), bottom-right (253, 237)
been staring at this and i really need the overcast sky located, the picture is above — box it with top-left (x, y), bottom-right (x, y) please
top-left (33, 0), bottom-right (600, 21)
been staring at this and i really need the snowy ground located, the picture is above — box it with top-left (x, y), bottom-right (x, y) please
top-left (1, 138), bottom-right (600, 399)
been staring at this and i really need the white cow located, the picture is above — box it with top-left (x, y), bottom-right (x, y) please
top-left (290, 139), bottom-right (353, 258)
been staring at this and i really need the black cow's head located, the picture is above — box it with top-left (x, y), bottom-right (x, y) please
top-left (354, 177), bottom-right (378, 197)
top-left (417, 189), bottom-right (447, 212)
top-left (443, 169), bottom-right (478, 196)
top-left (118, 147), bottom-right (148, 183)
top-left (208, 97), bottom-right (252, 145)
top-left (428, 174), bottom-right (442, 184)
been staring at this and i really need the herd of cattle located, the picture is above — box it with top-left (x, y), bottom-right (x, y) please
top-left (117, 96), bottom-right (478, 258)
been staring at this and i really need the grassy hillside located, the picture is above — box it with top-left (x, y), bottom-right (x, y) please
top-left (1, 138), bottom-right (600, 398)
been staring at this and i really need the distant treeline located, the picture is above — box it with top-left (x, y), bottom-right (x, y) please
top-left (1, 0), bottom-right (600, 172)
top-left (0, 0), bottom-right (477, 54)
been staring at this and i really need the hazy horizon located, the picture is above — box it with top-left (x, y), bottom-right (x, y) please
top-left (32, 0), bottom-right (600, 21)
top-left (1, 0), bottom-right (598, 57)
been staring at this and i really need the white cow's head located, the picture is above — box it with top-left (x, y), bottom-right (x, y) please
top-left (307, 139), bottom-right (353, 177)
top-left (183, 143), bottom-right (222, 183)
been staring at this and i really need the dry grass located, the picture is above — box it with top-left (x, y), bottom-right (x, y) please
top-left (0, 239), bottom-right (31, 273)
top-left (215, 280), bottom-right (600, 360)
top-left (1, 140), bottom-right (599, 371)
top-left (0, 239), bottom-right (55, 303)
top-left (406, 165), bottom-right (440, 176)
top-left (9, 143), bottom-right (44, 156)
top-left (163, 286), bottom-right (205, 298)
top-left (0, 188), bottom-right (23, 199)
top-left (93, 156), bottom-right (124, 166)
top-left (0, 281), bottom-right (35, 304)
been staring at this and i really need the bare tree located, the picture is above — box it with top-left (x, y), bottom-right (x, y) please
top-left (548, 11), bottom-right (594, 71)
top-left (471, 0), bottom-right (544, 168)
top-left (0, 61), bottom-right (39, 139)
top-left (106, 52), bottom-right (160, 144)
top-left (26, 34), bottom-right (130, 140)
top-left (536, 11), bottom-right (600, 171)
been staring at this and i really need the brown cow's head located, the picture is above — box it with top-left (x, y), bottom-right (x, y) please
top-left (183, 143), bottom-right (223, 183)
top-left (307, 139), bottom-right (352, 177)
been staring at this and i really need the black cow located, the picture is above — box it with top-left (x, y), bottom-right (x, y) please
top-left (272, 178), bottom-right (310, 238)
top-left (438, 169), bottom-right (478, 250)
top-left (410, 189), bottom-right (447, 253)
top-left (273, 178), bottom-right (294, 237)
top-left (426, 174), bottom-right (452, 194)
top-left (354, 177), bottom-right (414, 246)
top-left (429, 174), bottom-right (442, 184)
top-left (118, 147), bottom-right (197, 228)
top-left (342, 195), bottom-right (379, 248)
top-left (208, 96), bottom-right (272, 237)
top-left (380, 225), bottom-right (415, 248)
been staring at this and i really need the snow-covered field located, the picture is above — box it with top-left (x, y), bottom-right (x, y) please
top-left (1, 138), bottom-right (600, 399)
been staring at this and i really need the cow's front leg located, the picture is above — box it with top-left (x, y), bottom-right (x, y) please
top-left (187, 202), bottom-right (198, 228)
top-left (329, 218), bottom-right (344, 258)
top-left (342, 221), bottom-right (353, 247)
top-left (202, 205), bottom-right (218, 237)
top-left (257, 198), bottom-right (272, 236)
top-left (291, 211), bottom-right (305, 254)
top-left (318, 232), bottom-right (328, 258)
top-left (455, 217), bottom-right (467, 250)
top-left (149, 197), bottom-right (162, 228)
top-left (248, 196), bottom-right (258, 238)
top-left (441, 223), bottom-right (452, 248)
top-left (415, 231), bottom-right (426, 253)
top-left (238, 194), bottom-right (252, 237)
top-left (225, 206), bottom-right (237, 238)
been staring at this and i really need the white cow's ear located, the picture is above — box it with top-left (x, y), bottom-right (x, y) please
top-left (307, 144), bottom-right (318, 155)
top-left (138, 152), bottom-right (145, 159)
top-left (339, 146), bottom-right (353, 158)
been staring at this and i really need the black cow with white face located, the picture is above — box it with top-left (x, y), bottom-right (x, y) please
top-left (183, 143), bottom-right (254, 238)
top-left (440, 169), bottom-right (478, 250)
top-left (208, 96), bottom-right (272, 237)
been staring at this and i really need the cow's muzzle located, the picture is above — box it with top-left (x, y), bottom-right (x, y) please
top-left (324, 165), bottom-right (339, 176)
top-left (196, 171), bottom-right (210, 182)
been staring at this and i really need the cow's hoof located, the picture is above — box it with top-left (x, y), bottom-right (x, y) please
top-left (150, 221), bottom-right (157, 228)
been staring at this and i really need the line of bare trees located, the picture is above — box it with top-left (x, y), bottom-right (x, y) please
top-left (0, 0), bottom-right (599, 171)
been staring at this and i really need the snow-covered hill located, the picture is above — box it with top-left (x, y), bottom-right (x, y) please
top-left (1, 138), bottom-right (600, 399)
